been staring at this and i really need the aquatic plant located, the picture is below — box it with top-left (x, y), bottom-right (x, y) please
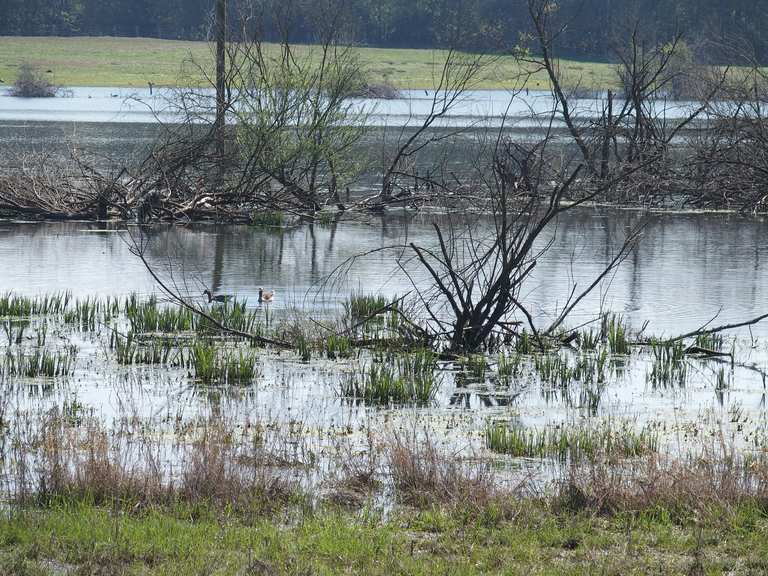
top-left (325, 334), bottom-right (353, 360)
top-left (339, 350), bottom-right (439, 405)
top-left (345, 293), bottom-right (389, 320)
top-left (647, 339), bottom-right (687, 388)
top-left (515, 331), bottom-right (534, 355)
top-left (497, 352), bottom-right (524, 380)
top-left (126, 295), bottom-right (194, 334)
top-left (0, 345), bottom-right (77, 378)
top-left (463, 354), bottom-right (488, 379)
top-left (195, 299), bottom-right (259, 335)
top-left (695, 333), bottom-right (725, 352)
top-left (485, 421), bottom-right (658, 462)
top-left (111, 333), bottom-right (178, 366)
top-left (605, 314), bottom-right (630, 355)
top-left (534, 353), bottom-right (573, 388)
top-left (579, 328), bottom-right (600, 351)
top-left (0, 292), bottom-right (71, 318)
top-left (190, 341), bottom-right (259, 385)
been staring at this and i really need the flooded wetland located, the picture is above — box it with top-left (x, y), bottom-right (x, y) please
top-left (3, 64), bottom-right (768, 575)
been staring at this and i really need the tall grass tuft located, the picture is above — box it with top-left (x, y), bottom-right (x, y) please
top-left (345, 293), bottom-right (389, 320)
top-left (605, 314), bottom-right (630, 355)
top-left (339, 350), bottom-right (439, 405)
top-left (125, 295), bottom-right (194, 334)
top-left (0, 292), bottom-right (71, 318)
top-left (111, 333), bottom-right (178, 366)
top-left (195, 299), bottom-right (259, 335)
top-left (485, 420), bottom-right (658, 462)
top-left (647, 339), bottom-right (687, 388)
top-left (1, 345), bottom-right (77, 378)
top-left (190, 341), bottom-right (259, 385)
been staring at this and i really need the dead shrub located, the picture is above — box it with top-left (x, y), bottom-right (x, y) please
top-left (9, 63), bottom-right (60, 98)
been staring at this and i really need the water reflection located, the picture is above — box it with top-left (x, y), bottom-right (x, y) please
top-left (1, 209), bottom-right (768, 339)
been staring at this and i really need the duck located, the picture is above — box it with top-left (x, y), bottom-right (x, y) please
top-left (203, 289), bottom-right (231, 304)
top-left (259, 288), bottom-right (274, 303)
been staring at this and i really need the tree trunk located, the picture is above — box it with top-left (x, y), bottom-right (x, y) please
top-left (215, 0), bottom-right (227, 182)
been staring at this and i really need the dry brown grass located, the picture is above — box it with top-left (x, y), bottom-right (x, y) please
top-left (15, 412), bottom-right (302, 513)
top-left (556, 447), bottom-right (768, 519)
top-left (387, 433), bottom-right (502, 510)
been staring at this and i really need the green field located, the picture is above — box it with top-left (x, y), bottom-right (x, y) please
top-left (1, 500), bottom-right (765, 575)
top-left (0, 36), bottom-right (620, 90)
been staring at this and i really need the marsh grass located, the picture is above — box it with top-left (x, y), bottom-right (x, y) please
top-left (111, 333), bottom-right (179, 366)
top-left (195, 299), bottom-right (259, 335)
top-left (515, 331), bottom-right (534, 354)
top-left (21, 414), bottom-right (301, 514)
top-left (579, 328), bottom-right (601, 351)
top-left (62, 296), bottom-right (119, 331)
top-left (190, 341), bottom-right (259, 385)
top-left (339, 351), bottom-right (439, 405)
top-left (387, 435), bottom-right (499, 510)
top-left (485, 421), bottom-right (658, 462)
top-left (345, 293), bottom-right (389, 320)
top-left (2, 319), bottom-right (29, 345)
top-left (497, 352), bottom-right (524, 380)
top-left (0, 345), bottom-right (77, 378)
top-left (325, 334), bottom-right (353, 360)
top-left (0, 292), bottom-right (70, 318)
top-left (463, 354), bottom-right (488, 379)
top-left (605, 314), bottom-right (630, 355)
top-left (125, 295), bottom-right (194, 334)
top-left (647, 339), bottom-right (688, 388)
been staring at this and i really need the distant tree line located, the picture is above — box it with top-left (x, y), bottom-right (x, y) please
top-left (1, 0), bottom-right (767, 63)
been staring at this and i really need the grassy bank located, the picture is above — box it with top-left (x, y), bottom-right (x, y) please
top-left (2, 498), bottom-right (767, 575)
top-left (0, 36), bottom-right (619, 90)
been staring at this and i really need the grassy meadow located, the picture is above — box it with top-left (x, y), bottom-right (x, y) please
top-left (0, 36), bottom-right (620, 90)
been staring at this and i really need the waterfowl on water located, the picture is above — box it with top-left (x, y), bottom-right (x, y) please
top-left (259, 288), bottom-right (274, 303)
top-left (203, 289), bottom-right (231, 304)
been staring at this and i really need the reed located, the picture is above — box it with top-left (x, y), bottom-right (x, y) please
top-left (497, 352), bottom-right (524, 380)
top-left (125, 295), bottom-right (194, 334)
top-left (647, 339), bottom-right (687, 388)
top-left (1, 345), bottom-right (77, 378)
top-left (195, 299), bottom-right (258, 335)
top-left (345, 293), bottom-right (389, 320)
top-left (325, 334), bottom-right (353, 360)
top-left (464, 354), bottom-right (488, 379)
top-left (485, 421), bottom-right (658, 462)
top-left (515, 331), bottom-right (534, 355)
top-left (111, 333), bottom-right (178, 366)
top-left (605, 314), bottom-right (630, 355)
top-left (0, 292), bottom-right (71, 318)
top-left (339, 351), bottom-right (439, 405)
top-left (190, 341), bottom-right (259, 385)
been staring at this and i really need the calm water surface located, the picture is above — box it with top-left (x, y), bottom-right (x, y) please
top-left (1, 210), bottom-right (766, 337)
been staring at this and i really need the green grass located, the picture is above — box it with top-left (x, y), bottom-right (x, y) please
top-left (1, 500), bottom-right (768, 575)
top-left (340, 351), bottom-right (439, 405)
top-left (189, 341), bottom-right (259, 385)
top-left (485, 420), bottom-right (658, 462)
top-left (0, 36), bottom-right (622, 90)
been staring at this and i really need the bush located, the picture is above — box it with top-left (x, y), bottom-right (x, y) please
top-left (9, 63), bottom-right (59, 98)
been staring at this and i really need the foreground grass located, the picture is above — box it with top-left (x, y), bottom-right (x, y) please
top-left (0, 36), bottom-right (619, 90)
top-left (1, 500), bottom-right (768, 575)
